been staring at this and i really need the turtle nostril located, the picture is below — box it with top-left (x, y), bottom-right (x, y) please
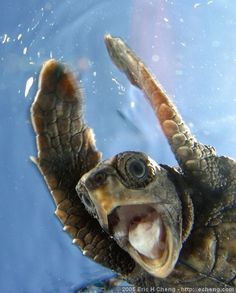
top-left (81, 171), bottom-right (107, 191)
top-left (93, 171), bottom-right (107, 185)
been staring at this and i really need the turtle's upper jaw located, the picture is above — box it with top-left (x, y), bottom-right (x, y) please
top-left (76, 152), bottom-right (183, 278)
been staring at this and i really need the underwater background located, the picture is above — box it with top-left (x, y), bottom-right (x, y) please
top-left (1, 0), bottom-right (236, 292)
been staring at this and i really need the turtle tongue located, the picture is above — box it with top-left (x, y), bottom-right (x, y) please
top-left (128, 216), bottom-right (165, 259)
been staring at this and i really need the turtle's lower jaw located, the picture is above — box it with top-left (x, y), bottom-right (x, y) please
top-left (77, 152), bottom-right (183, 278)
top-left (108, 204), bottom-right (180, 278)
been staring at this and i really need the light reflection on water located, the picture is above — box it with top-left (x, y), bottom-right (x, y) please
top-left (1, 0), bottom-right (236, 292)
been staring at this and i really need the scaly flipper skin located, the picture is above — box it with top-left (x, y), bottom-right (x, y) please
top-left (102, 35), bottom-right (236, 288)
top-left (31, 60), bottom-right (135, 275)
top-left (31, 38), bottom-right (236, 290)
top-left (105, 34), bottom-right (236, 194)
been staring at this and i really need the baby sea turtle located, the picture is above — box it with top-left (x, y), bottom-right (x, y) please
top-left (31, 35), bottom-right (236, 289)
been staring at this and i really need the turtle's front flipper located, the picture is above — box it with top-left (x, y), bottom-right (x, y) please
top-left (105, 35), bottom-right (236, 193)
top-left (31, 60), bottom-right (134, 274)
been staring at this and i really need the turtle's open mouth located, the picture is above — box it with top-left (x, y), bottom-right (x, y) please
top-left (108, 204), bottom-right (178, 278)
top-left (77, 163), bottom-right (182, 278)
top-left (108, 204), bottom-right (166, 259)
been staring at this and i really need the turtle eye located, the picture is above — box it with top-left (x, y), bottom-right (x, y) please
top-left (116, 152), bottom-right (155, 188)
top-left (77, 190), bottom-right (94, 211)
top-left (126, 159), bottom-right (147, 179)
top-left (76, 184), bottom-right (98, 218)
top-left (80, 192), bottom-right (94, 211)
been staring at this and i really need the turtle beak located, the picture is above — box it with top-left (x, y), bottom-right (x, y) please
top-left (76, 165), bottom-right (117, 230)
top-left (76, 163), bottom-right (183, 279)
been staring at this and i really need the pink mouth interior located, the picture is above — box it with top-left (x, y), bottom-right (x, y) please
top-left (108, 204), bottom-right (166, 259)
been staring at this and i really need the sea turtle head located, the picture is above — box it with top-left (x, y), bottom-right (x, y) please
top-left (76, 151), bottom-right (183, 278)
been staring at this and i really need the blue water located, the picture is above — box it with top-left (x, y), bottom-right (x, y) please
top-left (1, 0), bottom-right (236, 292)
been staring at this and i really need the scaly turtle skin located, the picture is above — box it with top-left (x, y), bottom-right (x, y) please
top-left (31, 35), bottom-right (236, 289)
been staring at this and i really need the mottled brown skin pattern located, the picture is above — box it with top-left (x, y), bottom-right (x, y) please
top-left (103, 35), bottom-right (236, 288)
top-left (31, 36), bottom-right (236, 290)
top-left (31, 60), bottom-right (135, 276)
